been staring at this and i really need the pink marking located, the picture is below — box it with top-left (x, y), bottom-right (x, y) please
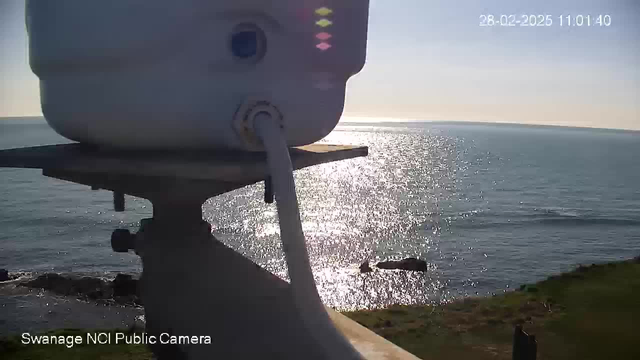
top-left (316, 42), bottom-right (332, 51)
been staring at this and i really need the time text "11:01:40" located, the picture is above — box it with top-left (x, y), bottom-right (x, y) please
top-left (479, 14), bottom-right (612, 27)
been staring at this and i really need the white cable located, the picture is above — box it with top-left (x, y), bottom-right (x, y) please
top-left (253, 113), bottom-right (364, 360)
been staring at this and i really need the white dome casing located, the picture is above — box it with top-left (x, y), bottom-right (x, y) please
top-left (26, 0), bottom-right (369, 150)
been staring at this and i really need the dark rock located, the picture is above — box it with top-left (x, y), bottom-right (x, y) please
top-left (23, 273), bottom-right (73, 294)
top-left (359, 261), bottom-right (373, 273)
top-left (76, 277), bottom-right (112, 299)
top-left (113, 274), bottom-right (138, 297)
top-left (22, 273), bottom-right (112, 299)
top-left (376, 258), bottom-right (428, 272)
top-left (19, 273), bottom-right (145, 306)
top-left (0, 269), bottom-right (8, 282)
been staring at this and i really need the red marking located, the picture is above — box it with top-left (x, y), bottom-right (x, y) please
top-left (316, 32), bottom-right (333, 41)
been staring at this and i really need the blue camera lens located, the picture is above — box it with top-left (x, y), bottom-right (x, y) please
top-left (230, 24), bottom-right (266, 62)
top-left (231, 31), bottom-right (258, 59)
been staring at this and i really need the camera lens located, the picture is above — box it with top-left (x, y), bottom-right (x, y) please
top-left (231, 31), bottom-right (257, 58)
top-left (230, 24), bottom-right (266, 62)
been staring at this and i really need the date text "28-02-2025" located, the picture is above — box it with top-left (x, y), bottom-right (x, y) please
top-left (479, 14), bottom-right (612, 27)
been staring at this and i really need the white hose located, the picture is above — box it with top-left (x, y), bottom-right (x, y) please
top-left (253, 113), bottom-right (365, 360)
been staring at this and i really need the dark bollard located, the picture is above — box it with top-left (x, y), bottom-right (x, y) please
top-left (513, 324), bottom-right (537, 360)
top-left (529, 335), bottom-right (537, 360)
top-left (513, 324), bottom-right (525, 360)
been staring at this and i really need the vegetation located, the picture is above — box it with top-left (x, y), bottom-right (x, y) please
top-left (346, 257), bottom-right (640, 360)
top-left (2, 258), bottom-right (639, 360)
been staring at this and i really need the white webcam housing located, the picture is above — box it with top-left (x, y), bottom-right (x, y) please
top-left (26, 0), bottom-right (370, 150)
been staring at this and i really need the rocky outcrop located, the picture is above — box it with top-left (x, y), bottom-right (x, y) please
top-left (359, 261), bottom-right (373, 273)
top-left (376, 258), bottom-right (428, 272)
top-left (20, 273), bottom-right (140, 305)
top-left (0, 269), bottom-right (8, 282)
top-left (22, 273), bottom-right (112, 299)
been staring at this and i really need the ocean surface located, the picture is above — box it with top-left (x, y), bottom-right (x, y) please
top-left (1, 117), bottom-right (639, 311)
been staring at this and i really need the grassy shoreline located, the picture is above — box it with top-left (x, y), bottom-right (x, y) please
top-left (346, 257), bottom-right (640, 359)
top-left (2, 257), bottom-right (639, 359)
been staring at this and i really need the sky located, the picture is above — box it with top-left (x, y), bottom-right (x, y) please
top-left (1, 0), bottom-right (639, 130)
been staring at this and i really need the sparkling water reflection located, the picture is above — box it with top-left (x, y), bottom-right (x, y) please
top-left (205, 127), bottom-right (475, 310)
top-left (203, 125), bottom-right (640, 310)
top-left (2, 120), bottom-right (639, 312)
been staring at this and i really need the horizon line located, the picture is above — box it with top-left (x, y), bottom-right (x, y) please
top-left (1, 115), bottom-right (638, 133)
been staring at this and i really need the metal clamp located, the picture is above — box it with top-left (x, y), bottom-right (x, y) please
top-left (232, 97), bottom-right (284, 149)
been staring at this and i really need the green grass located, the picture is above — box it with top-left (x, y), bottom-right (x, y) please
top-left (345, 258), bottom-right (640, 360)
top-left (2, 258), bottom-right (639, 359)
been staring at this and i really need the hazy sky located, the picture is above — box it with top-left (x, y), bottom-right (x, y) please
top-left (1, 0), bottom-right (639, 130)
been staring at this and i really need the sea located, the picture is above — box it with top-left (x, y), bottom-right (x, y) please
top-left (1, 117), bottom-right (639, 315)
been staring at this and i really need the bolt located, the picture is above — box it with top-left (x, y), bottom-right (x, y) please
top-left (114, 192), bottom-right (125, 212)
top-left (111, 229), bottom-right (135, 253)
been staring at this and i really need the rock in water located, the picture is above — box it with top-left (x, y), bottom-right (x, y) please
top-left (19, 273), bottom-right (144, 305)
top-left (22, 273), bottom-right (113, 299)
top-left (359, 261), bottom-right (373, 273)
top-left (0, 269), bottom-right (9, 282)
top-left (376, 258), bottom-right (428, 272)
top-left (76, 277), bottom-right (111, 299)
top-left (23, 273), bottom-right (73, 294)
